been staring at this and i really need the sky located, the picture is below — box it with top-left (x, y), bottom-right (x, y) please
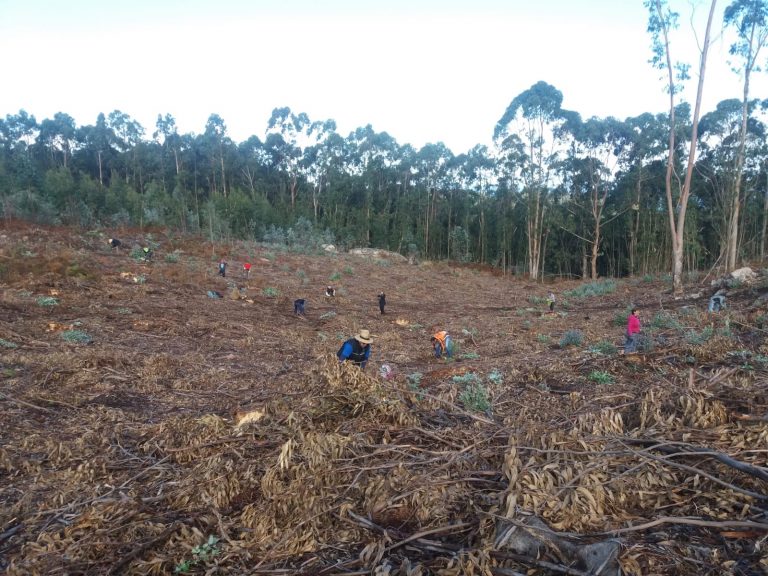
top-left (1, 0), bottom-right (766, 154)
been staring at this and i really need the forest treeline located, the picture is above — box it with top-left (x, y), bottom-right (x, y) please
top-left (1, 82), bottom-right (767, 279)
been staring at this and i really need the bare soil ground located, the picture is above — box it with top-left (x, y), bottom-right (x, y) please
top-left (1, 223), bottom-right (767, 575)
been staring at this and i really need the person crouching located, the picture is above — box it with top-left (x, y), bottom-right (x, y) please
top-left (337, 329), bottom-right (372, 369)
top-left (431, 330), bottom-right (454, 359)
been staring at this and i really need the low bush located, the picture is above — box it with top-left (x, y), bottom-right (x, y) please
top-left (559, 329), bottom-right (583, 348)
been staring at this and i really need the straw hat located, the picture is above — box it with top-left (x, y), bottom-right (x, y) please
top-left (355, 329), bottom-right (373, 344)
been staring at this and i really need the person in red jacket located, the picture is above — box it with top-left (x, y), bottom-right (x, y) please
top-left (624, 307), bottom-right (641, 354)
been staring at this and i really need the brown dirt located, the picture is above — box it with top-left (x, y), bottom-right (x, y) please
top-left (1, 223), bottom-right (767, 575)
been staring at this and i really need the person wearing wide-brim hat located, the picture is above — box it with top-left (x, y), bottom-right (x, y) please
top-left (337, 329), bottom-right (373, 368)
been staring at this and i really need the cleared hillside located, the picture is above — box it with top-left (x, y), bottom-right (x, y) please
top-left (1, 223), bottom-right (767, 575)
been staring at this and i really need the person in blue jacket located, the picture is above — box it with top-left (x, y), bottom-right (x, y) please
top-left (337, 329), bottom-right (372, 369)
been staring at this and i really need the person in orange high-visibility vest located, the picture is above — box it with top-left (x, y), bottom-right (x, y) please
top-left (431, 330), bottom-right (454, 359)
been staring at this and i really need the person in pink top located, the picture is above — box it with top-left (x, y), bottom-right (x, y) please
top-left (625, 307), bottom-right (641, 354)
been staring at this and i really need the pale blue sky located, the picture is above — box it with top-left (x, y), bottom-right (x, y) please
top-left (1, 0), bottom-right (764, 153)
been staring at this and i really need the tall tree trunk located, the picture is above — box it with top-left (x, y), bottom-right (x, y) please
top-left (654, 0), bottom-right (717, 296)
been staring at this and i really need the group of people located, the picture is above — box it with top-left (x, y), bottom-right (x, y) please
top-left (295, 288), bottom-right (386, 317)
top-left (107, 238), bottom-right (152, 261)
top-left (218, 259), bottom-right (252, 279)
top-left (337, 327), bottom-right (454, 369)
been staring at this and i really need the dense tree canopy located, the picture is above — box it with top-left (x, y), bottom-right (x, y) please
top-left (3, 1), bottom-right (768, 285)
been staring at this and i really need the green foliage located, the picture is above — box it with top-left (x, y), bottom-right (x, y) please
top-left (588, 370), bottom-right (614, 384)
top-left (329, 271), bottom-right (341, 281)
top-left (0, 338), bottom-right (18, 349)
top-left (537, 333), bottom-right (551, 343)
top-left (642, 274), bottom-right (655, 283)
top-left (319, 311), bottom-right (336, 319)
top-left (165, 252), bottom-right (180, 263)
top-left (452, 372), bottom-right (480, 385)
top-left (262, 287), bottom-right (279, 297)
top-left (130, 246), bottom-right (145, 260)
top-left (487, 369), bottom-right (503, 385)
top-left (407, 372), bottom-right (423, 386)
top-left (174, 535), bottom-right (221, 574)
top-left (460, 352), bottom-right (479, 360)
top-left (588, 340), bottom-right (617, 355)
top-left (459, 382), bottom-right (491, 413)
top-left (407, 373), bottom-right (424, 400)
top-left (613, 308), bottom-right (632, 326)
top-left (528, 295), bottom-right (546, 305)
top-left (116, 308), bottom-right (132, 314)
top-left (61, 330), bottom-right (92, 344)
top-left (651, 311), bottom-right (681, 330)
top-left (374, 259), bottom-right (390, 267)
top-left (685, 326), bottom-right (714, 345)
top-left (559, 329), bottom-right (583, 348)
top-left (564, 280), bottom-right (617, 299)
top-left (343, 266), bottom-right (354, 276)
top-left (36, 296), bottom-right (59, 307)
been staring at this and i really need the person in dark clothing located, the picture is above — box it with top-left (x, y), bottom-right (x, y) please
top-left (218, 259), bottom-right (227, 277)
top-left (708, 289), bottom-right (727, 312)
top-left (378, 292), bottom-right (386, 314)
top-left (325, 285), bottom-right (336, 297)
top-left (294, 298), bottom-right (306, 316)
top-left (337, 329), bottom-right (372, 368)
top-left (107, 238), bottom-right (121, 251)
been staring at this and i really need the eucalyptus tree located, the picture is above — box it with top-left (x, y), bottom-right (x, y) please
top-left (265, 107), bottom-right (316, 212)
top-left (202, 114), bottom-right (231, 197)
top-left (37, 112), bottom-right (76, 170)
top-left (697, 98), bottom-right (764, 261)
top-left (645, 0), bottom-right (718, 295)
top-left (612, 112), bottom-right (669, 275)
top-left (75, 113), bottom-right (115, 187)
top-left (412, 142), bottom-right (454, 258)
top-left (453, 145), bottom-right (497, 262)
top-left (494, 81), bottom-right (571, 280)
top-left (723, 0), bottom-right (768, 269)
top-left (237, 135), bottom-right (269, 198)
top-left (106, 110), bottom-right (145, 186)
top-left (344, 126), bottom-right (404, 247)
top-left (302, 129), bottom-right (345, 224)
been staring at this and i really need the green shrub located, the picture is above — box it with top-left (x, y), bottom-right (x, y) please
top-left (0, 338), bottom-right (18, 349)
top-left (343, 266), bottom-right (354, 276)
top-left (36, 296), bottom-right (59, 307)
top-left (459, 382), bottom-right (491, 412)
top-left (588, 340), bottom-right (617, 355)
top-left (174, 535), bottom-right (221, 574)
top-left (528, 295), bottom-right (546, 305)
top-left (262, 287), bottom-right (279, 297)
top-left (537, 334), bottom-right (551, 344)
top-left (559, 329), bottom-right (583, 348)
top-left (329, 271), bottom-right (341, 281)
top-left (452, 372), bottom-right (480, 385)
top-left (613, 308), bottom-right (632, 326)
top-left (588, 370), bottom-right (614, 384)
top-left (319, 311), bottom-right (336, 319)
top-left (61, 330), bottom-right (92, 344)
top-left (685, 326), bottom-right (714, 345)
top-left (564, 280), bottom-right (617, 299)
top-left (460, 352), bottom-right (480, 360)
top-left (642, 274), bottom-right (655, 283)
top-left (165, 253), bottom-right (180, 263)
top-left (651, 311), bottom-right (681, 330)
top-left (488, 369), bottom-right (503, 385)
top-left (117, 308), bottom-right (132, 314)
